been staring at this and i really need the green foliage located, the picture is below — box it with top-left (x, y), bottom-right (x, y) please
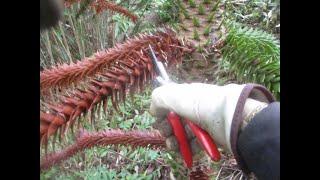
top-left (211, 0), bottom-right (221, 12)
top-left (193, 29), bottom-right (200, 41)
top-left (222, 22), bottom-right (280, 99)
top-left (40, 0), bottom-right (152, 69)
top-left (177, 0), bottom-right (190, 20)
top-left (204, 39), bottom-right (211, 47)
top-left (203, 25), bottom-right (211, 36)
top-left (188, 0), bottom-right (196, 8)
top-left (207, 12), bottom-right (215, 23)
top-left (183, 10), bottom-right (191, 19)
top-left (224, 0), bottom-right (280, 36)
top-left (198, 4), bottom-right (205, 15)
top-left (157, 0), bottom-right (180, 24)
top-left (40, 87), bottom-right (201, 179)
top-left (197, 45), bottom-right (204, 53)
top-left (203, 0), bottom-right (211, 5)
top-left (179, 24), bottom-right (188, 31)
top-left (192, 17), bottom-right (200, 27)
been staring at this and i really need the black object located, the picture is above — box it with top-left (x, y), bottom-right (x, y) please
top-left (237, 102), bottom-right (280, 180)
top-left (40, 0), bottom-right (63, 30)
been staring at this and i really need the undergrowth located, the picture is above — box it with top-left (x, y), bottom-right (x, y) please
top-left (224, 0), bottom-right (280, 37)
top-left (156, 0), bottom-right (180, 24)
top-left (40, 88), bottom-right (191, 179)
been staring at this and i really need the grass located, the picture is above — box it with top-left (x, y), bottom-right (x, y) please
top-left (40, 88), bottom-right (191, 179)
top-left (203, 0), bottom-right (211, 5)
top-left (192, 17), bottom-right (200, 27)
top-left (198, 4), bottom-right (206, 15)
top-left (188, 0), bottom-right (196, 8)
top-left (197, 45), bottom-right (204, 53)
top-left (211, 0), bottom-right (221, 12)
top-left (207, 12), bottom-right (215, 23)
top-left (180, 24), bottom-right (188, 31)
top-left (183, 10), bottom-right (191, 19)
top-left (193, 29), bottom-right (200, 41)
top-left (204, 39), bottom-right (211, 47)
top-left (203, 25), bottom-right (211, 36)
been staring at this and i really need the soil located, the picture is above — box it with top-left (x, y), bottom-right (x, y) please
top-left (169, 0), bottom-right (230, 84)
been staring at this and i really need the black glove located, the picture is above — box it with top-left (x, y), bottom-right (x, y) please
top-left (237, 102), bottom-right (280, 180)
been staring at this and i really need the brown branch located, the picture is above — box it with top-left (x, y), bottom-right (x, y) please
top-left (65, 0), bottom-right (138, 22)
top-left (92, 0), bottom-right (138, 22)
top-left (40, 29), bottom-right (184, 93)
top-left (40, 29), bottom-right (192, 149)
top-left (40, 129), bottom-right (165, 171)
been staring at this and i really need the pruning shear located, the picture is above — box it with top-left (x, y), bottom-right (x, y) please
top-left (148, 45), bottom-right (221, 168)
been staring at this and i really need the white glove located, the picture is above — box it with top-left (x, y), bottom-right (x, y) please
top-left (149, 83), bottom-right (268, 154)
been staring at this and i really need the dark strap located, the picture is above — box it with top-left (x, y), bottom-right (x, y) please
top-left (230, 83), bottom-right (276, 173)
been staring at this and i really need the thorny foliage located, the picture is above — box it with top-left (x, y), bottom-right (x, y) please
top-left (40, 29), bottom-right (186, 93)
top-left (65, 0), bottom-right (138, 22)
top-left (39, 27), bottom-right (216, 178)
top-left (40, 129), bottom-right (165, 170)
top-left (40, 28), bottom-right (192, 153)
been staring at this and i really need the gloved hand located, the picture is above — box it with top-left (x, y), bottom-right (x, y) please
top-left (149, 83), bottom-right (268, 156)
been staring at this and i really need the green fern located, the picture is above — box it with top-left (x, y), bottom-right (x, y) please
top-left (222, 22), bottom-right (280, 99)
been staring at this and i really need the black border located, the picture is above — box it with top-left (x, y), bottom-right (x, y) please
top-left (0, 1), bottom-right (38, 179)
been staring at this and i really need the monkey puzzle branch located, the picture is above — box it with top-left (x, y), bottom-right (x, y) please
top-left (40, 129), bottom-right (165, 171)
top-left (40, 28), bottom-right (193, 149)
top-left (40, 29), bottom-right (181, 93)
top-left (65, 0), bottom-right (138, 22)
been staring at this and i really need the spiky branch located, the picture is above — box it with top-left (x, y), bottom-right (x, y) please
top-left (65, 0), bottom-right (138, 22)
top-left (40, 29), bottom-right (183, 93)
top-left (40, 29), bottom-right (192, 149)
top-left (40, 129), bottom-right (165, 171)
top-left (92, 0), bottom-right (138, 22)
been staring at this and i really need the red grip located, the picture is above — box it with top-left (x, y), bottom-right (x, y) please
top-left (185, 119), bottom-right (221, 161)
top-left (166, 111), bottom-right (193, 168)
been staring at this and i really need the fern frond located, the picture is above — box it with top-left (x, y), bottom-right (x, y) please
top-left (40, 129), bottom-right (165, 171)
top-left (222, 22), bottom-right (280, 98)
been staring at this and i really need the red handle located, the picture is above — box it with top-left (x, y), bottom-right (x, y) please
top-left (185, 119), bottom-right (221, 161)
top-left (166, 111), bottom-right (193, 168)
